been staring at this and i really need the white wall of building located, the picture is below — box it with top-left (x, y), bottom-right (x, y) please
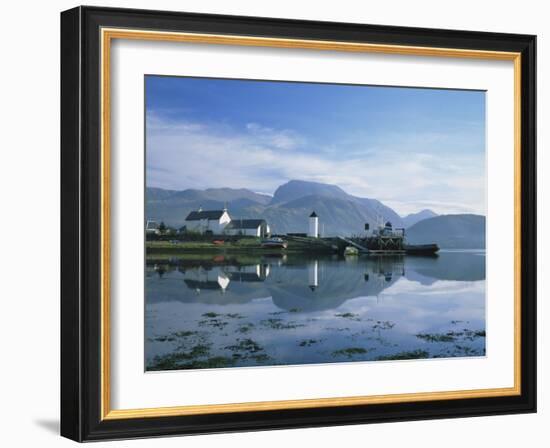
top-left (225, 227), bottom-right (261, 237)
top-left (184, 211), bottom-right (231, 234)
top-left (309, 216), bottom-right (319, 238)
top-left (216, 211), bottom-right (232, 233)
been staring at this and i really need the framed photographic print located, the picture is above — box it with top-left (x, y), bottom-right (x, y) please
top-left (60, 6), bottom-right (536, 442)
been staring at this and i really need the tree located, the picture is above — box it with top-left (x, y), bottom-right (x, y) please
top-left (159, 221), bottom-right (166, 233)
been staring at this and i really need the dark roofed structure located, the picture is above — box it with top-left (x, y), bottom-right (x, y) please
top-left (184, 279), bottom-right (223, 290)
top-left (185, 210), bottom-right (226, 221)
top-left (227, 272), bottom-right (265, 282)
top-left (310, 211), bottom-right (318, 218)
top-left (225, 219), bottom-right (267, 230)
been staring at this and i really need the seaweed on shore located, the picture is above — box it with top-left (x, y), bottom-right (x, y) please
top-left (236, 323), bottom-right (255, 334)
top-left (332, 347), bottom-right (369, 358)
top-left (147, 343), bottom-right (213, 370)
top-left (416, 329), bottom-right (486, 343)
top-left (173, 330), bottom-right (200, 338)
top-left (372, 320), bottom-right (395, 331)
top-left (225, 338), bottom-right (264, 354)
top-left (376, 349), bottom-right (430, 361)
top-left (299, 339), bottom-right (321, 347)
top-left (416, 332), bottom-right (457, 343)
top-left (223, 338), bottom-right (273, 364)
top-left (198, 317), bottom-right (229, 330)
top-left (260, 318), bottom-right (305, 330)
top-left (335, 312), bottom-right (361, 321)
top-left (148, 356), bottom-right (235, 371)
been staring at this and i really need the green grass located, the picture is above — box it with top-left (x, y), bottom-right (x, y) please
top-left (145, 237), bottom-right (336, 257)
top-left (147, 239), bottom-right (270, 254)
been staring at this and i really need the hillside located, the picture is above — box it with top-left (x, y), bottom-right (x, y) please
top-left (145, 180), bottom-right (405, 236)
top-left (406, 214), bottom-right (486, 249)
top-left (270, 180), bottom-right (350, 204)
top-left (402, 209), bottom-right (438, 228)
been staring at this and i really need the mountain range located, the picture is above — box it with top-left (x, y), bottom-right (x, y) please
top-left (402, 209), bottom-right (438, 228)
top-left (147, 180), bottom-right (404, 236)
top-left (146, 180), bottom-right (485, 248)
top-left (406, 214), bottom-right (486, 249)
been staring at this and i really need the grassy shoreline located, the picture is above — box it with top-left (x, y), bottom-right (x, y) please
top-left (146, 238), bottom-right (336, 257)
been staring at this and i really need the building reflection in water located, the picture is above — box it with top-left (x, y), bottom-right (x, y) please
top-left (183, 268), bottom-right (230, 294)
top-left (225, 263), bottom-right (270, 282)
top-left (145, 251), bottom-right (486, 368)
top-left (146, 254), bottom-right (425, 312)
top-left (308, 260), bottom-right (318, 291)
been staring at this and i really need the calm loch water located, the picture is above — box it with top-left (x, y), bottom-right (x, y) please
top-left (145, 251), bottom-right (486, 371)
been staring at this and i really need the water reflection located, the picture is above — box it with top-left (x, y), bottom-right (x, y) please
top-left (145, 251), bottom-right (486, 370)
top-left (146, 252), bottom-right (483, 309)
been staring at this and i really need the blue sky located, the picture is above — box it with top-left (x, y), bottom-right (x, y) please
top-left (146, 75), bottom-right (486, 216)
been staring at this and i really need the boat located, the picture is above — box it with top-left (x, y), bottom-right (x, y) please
top-left (261, 237), bottom-right (288, 249)
top-left (340, 220), bottom-right (439, 256)
top-left (403, 243), bottom-right (440, 255)
top-left (344, 246), bottom-right (359, 256)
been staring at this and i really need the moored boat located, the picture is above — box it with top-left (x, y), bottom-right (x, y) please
top-left (403, 243), bottom-right (439, 255)
top-left (261, 237), bottom-right (288, 249)
top-left (344, 246), bottom-right (359, 256)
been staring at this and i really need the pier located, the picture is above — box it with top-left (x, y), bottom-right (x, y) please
top-left (337, 236), bottom-right (370, 253)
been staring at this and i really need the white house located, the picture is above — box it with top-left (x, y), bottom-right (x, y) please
top-left (184, 207), bottom-right (231, 234)
top-left (145, 220), bottom-right (160, 235)
top-left (224, 219), bottom-right (270, 238)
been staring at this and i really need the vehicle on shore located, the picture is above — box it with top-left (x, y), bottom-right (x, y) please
top-left (261, 237), bottom-right (288, 249)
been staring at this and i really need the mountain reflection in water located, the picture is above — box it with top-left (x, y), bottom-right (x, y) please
top-left (145, 251), bottom-right (486, 371)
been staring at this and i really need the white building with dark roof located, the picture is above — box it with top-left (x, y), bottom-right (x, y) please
top-left (184, 207), bottom-right (231, 234)
top-left (224, 219), bottom-right (270, 238)
top-left (145, 220), bottom-right (160, 235)
top-left (308, 211), bottom-right (319, 238)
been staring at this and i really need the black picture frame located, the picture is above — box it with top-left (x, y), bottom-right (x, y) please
top-left (61, 5), bottom-right (536, 442)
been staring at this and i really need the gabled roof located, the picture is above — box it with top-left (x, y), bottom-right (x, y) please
top-left (184, 279), bottom-right (222, 290)
top-left (185, 210), bottom-right (226, 221)
top-left (227, 272), bottom-right (264, 282)
top-left (310, 211), bottom-right (318, 218)
top-left (225, 219), bottom-right (266, 230)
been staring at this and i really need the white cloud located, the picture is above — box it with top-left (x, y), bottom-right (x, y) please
top-left (245, 122), bottom-right (304, 150)
top-left (146, 113), bottom-right (486, 216)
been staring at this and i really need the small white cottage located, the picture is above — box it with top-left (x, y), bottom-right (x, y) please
top-left (224, 219), bottom-right (270, 238)
top-left (184, 207), bottom-right (231, 234)
top-left (145, 220), bottom-right (160, 235)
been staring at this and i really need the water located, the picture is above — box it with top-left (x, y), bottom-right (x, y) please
top-left (145, 251), bottom-right (486, 371)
